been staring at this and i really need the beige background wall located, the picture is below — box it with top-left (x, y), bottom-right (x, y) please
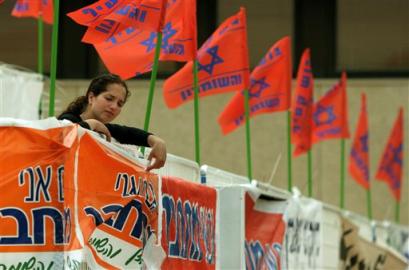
top-left (0, 1), bottom-right (408, 224)
top-left (50, 78), bottom-right (409, 225)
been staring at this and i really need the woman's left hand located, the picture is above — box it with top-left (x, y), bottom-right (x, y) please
top-left (146, 135), bottom-right (167, 171)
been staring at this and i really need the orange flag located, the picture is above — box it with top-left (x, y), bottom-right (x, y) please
top-left (312, 72), bottom-right (349, 144)
top-left (12, 0), bottom-right (53, 24)
top-left (376, 108), bottom-right (404, 201)
top-left (217, 36), bottom-right (291, 134)
top-left (92, 0), bottom-right (197, 79)
top-left (67, 0), bottom-right (164, 32)
top-left (163, 7), bottom-right (250, 108)
top-left (291, 48), bottom-right (314, 156)
top-left (349, 93), bottom-right (370, 189)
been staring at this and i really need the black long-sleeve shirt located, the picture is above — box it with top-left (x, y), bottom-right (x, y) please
top-left (58, 113), bottom-right (151, 147)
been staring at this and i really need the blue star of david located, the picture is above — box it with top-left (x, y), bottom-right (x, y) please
top-left (140, 23), bottom-right (177, 53)
top-left (161, 22), bottom-right (177, 49)
top-left (389, 144), bottom-right (402, 165)
top-left (140, 32), bottom-right (157, 53)
top-left (313, 105), bottom-right (336, 126)
top-left (248, 77), bottom-right (269, 98)
top-left (197, 46), bottom-right (224, 75)
top-left (359, 134), bottom-right (368, 152)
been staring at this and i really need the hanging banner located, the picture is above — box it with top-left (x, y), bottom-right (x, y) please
top-left (386, 223), bottom-right (409, 261)
top-left (0, 121), bottom-right (77, 266)
top-left (340, 217), bottom-right (407, 269)
top-left (0, 66), bottom-right (43, 120)
top-left (281, 196), bottom-right (324, 269)
top-left (161, 176), bottom-right (217, 269)
top-left (245, 193), bottom-right (286, 270)
top-left (63, 132), bottom-right (160, 269)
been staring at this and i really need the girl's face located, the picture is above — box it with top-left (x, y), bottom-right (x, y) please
top-left (88, 83), bottom-right (126, 123)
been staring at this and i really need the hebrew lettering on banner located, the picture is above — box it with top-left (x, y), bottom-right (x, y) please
top-left (340, 217), bottom-right (407, 270)
top-left (161, 176), bottom-right (217, 270)
top-left (281, 196), bottom-right (323, 270)
top-left (244, 193), bottom-right (286, 270)
top-left (0, 120), bottom-right (78, 265)
top-left (63, 132), bottom-right (160, 269)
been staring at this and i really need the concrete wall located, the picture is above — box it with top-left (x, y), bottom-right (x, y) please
top-left (49, 77), bottom-right (409, 225)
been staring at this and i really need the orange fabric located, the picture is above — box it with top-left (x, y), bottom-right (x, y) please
top-left (217, 37), bottom-right (291, 134)
top-left (12, 0), bottom-right (53, 24)
top-left (375, 108), bottom-right (404, 201)
top-left (63, 133), bottom-right (159, 267)
top-left (0, 125), bottom-right (77, 252)
top-left (312, 72), bottom-right (350, 144)
top-left (92, 0), bottom-right (197, 79)
top-left (161, 176), bottom-right (217, 269)
top-left (291, 48), bottom-right (314, 156)
top-left (67, 0), bottom-right (163, 32)
top-left (163, 8), bottom-right (249, 108)
top-left (349, 93), bottom-right (370, 189)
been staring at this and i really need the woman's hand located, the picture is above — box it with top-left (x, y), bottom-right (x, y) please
top-left (146, 135), bottom-right (167, 171)
top-left (84, 119), bottom-right (112, 142)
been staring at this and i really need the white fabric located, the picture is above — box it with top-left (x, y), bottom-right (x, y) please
top-left (0, 65), bottom-right (43, 120)
top-left (281, 196), bottom-right (324, 270)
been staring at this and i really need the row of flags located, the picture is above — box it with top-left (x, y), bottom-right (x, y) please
top-left (9, 1), bottom-right (404, 204)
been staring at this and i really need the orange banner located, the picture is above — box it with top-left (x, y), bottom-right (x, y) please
top-left (0, 125), bottom-right (77, 253)
top-left (64, 133), bottom-right (159, 268)
top-left (245, 194), bottom-right (286, 270)
top-left (161, 176), bottom-right (217, 269)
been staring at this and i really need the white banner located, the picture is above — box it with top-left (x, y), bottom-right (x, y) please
top-left (0, 65), bottom-right (43, 120)
top-left (281, 196), bottom-right (324, 270)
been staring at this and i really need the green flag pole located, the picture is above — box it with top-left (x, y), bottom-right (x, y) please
top-left (287, 110), bottom-right (292, 191)
top-left (244, 88), bottom-right (253, 181)
top-left (340, 138), bottom-right (346, 209)
top-left (48, 0), bottom-right (59, 117)
top-left (37, 15), bottom-right (44, 118)
top-left (192, 60), bottom-right (201, 165)
top-left (366, 189), bottom-right (372, 220)
top-left (395, 201), bottom-right (400, 223)
top-left (141, 32), bottom-right (162, 155)
top-left (308, 149), bottom-right (313, 197)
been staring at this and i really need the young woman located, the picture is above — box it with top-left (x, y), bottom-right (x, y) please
top-left (58, 74), bottom-right (166, 171)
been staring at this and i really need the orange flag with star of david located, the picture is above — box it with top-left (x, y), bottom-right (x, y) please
top-left (376, 108), bottom-right (404, 201)
top-left (163, 7), bottom-right (250, 108)
top-left (73, 0), bottom-right (197, 79)
top-left (291, 48), bottom-right (314, 156)
top-left (12, 0), bottom-right (53, 24)
top-left (217, 36), bottom-right (291, 135)
top-left (67, 0), bottom-right (164, 32)
top-left (349, 93), bottom-right (370, 189)
top-left (312, 72), bottom-right (350, 144)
